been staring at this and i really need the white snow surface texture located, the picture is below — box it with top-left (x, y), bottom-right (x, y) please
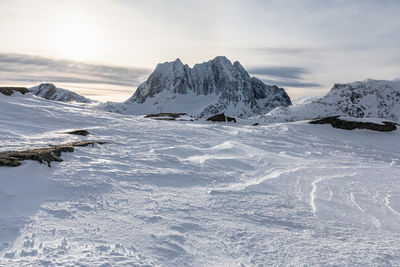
top-left (105, 56), bottom-right (291, 118)
top-left (1, 93), bottom-right (400, 266)
top-left (260, 79), bottom-right (400, 123)
top-left (30, 83), bottom-right (92, 103)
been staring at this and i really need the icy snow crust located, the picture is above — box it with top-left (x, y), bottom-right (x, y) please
top-left (1, 93), bottom-right (400, 266)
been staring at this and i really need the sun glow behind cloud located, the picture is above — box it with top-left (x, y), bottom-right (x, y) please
top-left (52, 16), bottom-right (104, 62)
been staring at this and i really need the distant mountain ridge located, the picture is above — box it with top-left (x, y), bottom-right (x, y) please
top-left (30, 83), bottom-right (92, 103)
top-left (106, 56), bottom-right (291, 117)
top-left (260, 79), bottom-right (400, 123)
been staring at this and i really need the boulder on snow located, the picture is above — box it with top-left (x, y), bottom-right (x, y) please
top-left (0, 87), bottom-right (30, 96)
top-left (309, 116), bottom-right (397, 132)
top-left (64, 130), bottom-right (90, 136)
top-left (207, 113), bottom-right (236, 123)
top-left (144, 113), bottom-right (187, 121)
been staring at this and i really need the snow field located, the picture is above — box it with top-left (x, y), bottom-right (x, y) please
top-left (0, 94), bottom-right (400, 266)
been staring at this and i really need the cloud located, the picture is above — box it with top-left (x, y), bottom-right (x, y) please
top-left (250, 43), bottom-right (400, 55)
top-left (260, 78), bottom-right (321, 88)
top-left (249, 47), bottom-right (309, 55)
top-left (0, 53), bottom-right (151, 87)
top-left (249, 66), bottom-right (322, 88)
top-left (248, 66), bottom-right (309, 80)
top-left (248, 65), bottom-right (321, 88)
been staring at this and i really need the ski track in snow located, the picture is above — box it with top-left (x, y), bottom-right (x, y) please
top-left (310, 177), bottom-right (322, 216)
top-left (310, 173), bottom-right (361, 217)
top-left (350, 192), bottom-right (382, 228)
top-left (385, 194), bottom-right (400, 218)
top-left (1, 94), bottom-right (400, 266)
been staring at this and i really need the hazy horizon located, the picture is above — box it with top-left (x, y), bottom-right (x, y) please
top-left (1, 0), bottom-right (399, 101)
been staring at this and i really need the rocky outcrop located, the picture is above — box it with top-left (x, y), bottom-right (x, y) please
top-left (143, 113), bottom-right (194, 121)
top-left (0, 141), bottom-right (106, 167)
top-left (107, 56), bottom-right (291, 118)
top-left (309, 116), bottom-right (397, 132)
top-left (30, 83), bottom-right (92, 103)
top-left (64, 130), bottom-right (90, 136)
top-left (144, 113), bottom-right (186, 119)
top-left (206, 113), bottom-right (236, 122)
top-left (0, 87), bottom-right (30, 96)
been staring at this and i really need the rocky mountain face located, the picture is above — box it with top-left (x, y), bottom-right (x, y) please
top-left (260, 79), bottom-right (400, 123)
top-left (30, 83), bottom-right (92, 103)
top-left (108, 56), bottom-right (291, 118)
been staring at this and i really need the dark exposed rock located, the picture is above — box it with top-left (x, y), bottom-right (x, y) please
top-left (151, 117), bottom-right (176, 121)
top-left (72, 141), bottom-right (106, 147)
top-left (207, 113), bottom-right (236, 123)
top-left (227, 116), bottom-right (236, 123)
top-left (0, 141), bottom-right (106, 167)
top-left (65, 130), bottom-right (90, 136)
top-left (207, 113), bottom-right (226, 122)
top-left (144, 113), bottom-right (187, 120)
top-left (0, 87), bottom-right (30, 96)
top-left (309, 116), bottom-right (397, 132)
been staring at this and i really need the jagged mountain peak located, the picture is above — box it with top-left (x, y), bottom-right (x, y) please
top-left (212, 55), bottom-right (231, 64)
top-left (154, 58), bottom-right (185, 72)
top-left (174, 58), bottom-right (183, 64)
top-left (233, 60), bottom-right (247, 72)
top-left (109, 56), bottom-right (291, 118)
top-left (196, 56), bottom-right (236, 69)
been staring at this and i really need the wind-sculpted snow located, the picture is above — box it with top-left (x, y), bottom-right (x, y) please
top-left (30, 83), bottom-right (93, 103)
top-left (1, 94), bottom-right (400, 265)
top-left (106, 56), bottom-right (291, 118)
top-left (260, 79), bottom-right (400, 123)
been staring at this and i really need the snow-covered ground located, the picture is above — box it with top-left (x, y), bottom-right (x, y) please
top-left (1, 93), bottom-right (400, 266)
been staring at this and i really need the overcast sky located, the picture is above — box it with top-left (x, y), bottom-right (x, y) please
top-left (0, 0), bottom-right (399, 101)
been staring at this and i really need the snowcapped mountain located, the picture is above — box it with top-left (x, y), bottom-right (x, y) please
top-left (260, 79), bottom-right (400, 123)
top-left (30, 83), bottom-right (92, 103)
top-left (106, 56), bottom-right (291, 117)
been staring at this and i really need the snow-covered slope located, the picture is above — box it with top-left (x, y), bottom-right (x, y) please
top-left (106, 56), bottom-right (291, 117)
top-left (30, 83), bottom-right (92, 103)
top-left (260, 79), bottom-right (400, 123)
top-left (1, 93), bottom-right (400, 266)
